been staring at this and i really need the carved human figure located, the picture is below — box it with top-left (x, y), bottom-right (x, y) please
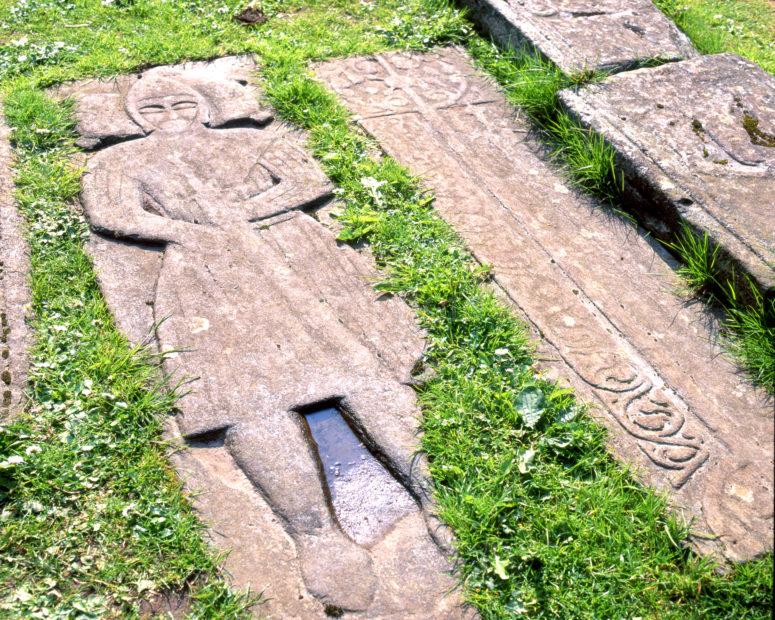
top-left (80, 71), bottom-right (431, 610)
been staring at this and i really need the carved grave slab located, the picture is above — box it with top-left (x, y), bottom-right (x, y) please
top-left (317, 47), bottom-right (774, 562)
top-left (459, 0), bottom-right (696, 74)
top-left (560, 54), bottom-right (775, 295)
top-left (63, 56), bottom-right (468, 617)
top-left (0, 119), bottom-right (31, 420)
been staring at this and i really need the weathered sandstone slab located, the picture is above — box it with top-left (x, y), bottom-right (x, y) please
top-left (64, 56), bottom-right (468, 617)
top-left (0, 119), bottom-right (31, 420)
top-left (460, 0), bottom-right (696, 74)
top-left (560, 54), bottom-right (775, 297)
top-left (317, 47), bottom-right (774, 562)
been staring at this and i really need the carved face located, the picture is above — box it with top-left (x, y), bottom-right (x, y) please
top-left (126, 73), bottom-right (209, 134)
top-left (137, 93), bottom-right (200, 133)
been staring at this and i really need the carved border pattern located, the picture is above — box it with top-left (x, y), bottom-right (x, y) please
top-left (320, 50), bottom-right (712, 490)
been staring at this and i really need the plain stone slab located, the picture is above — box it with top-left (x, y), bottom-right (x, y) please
top-left (64, 56), bottom-right (469, 617)
top-left (560, 54), bottom-right (775, 296)
top-left (0, 119), bottom-right (31, 420)
top-left (317, 47), bottom-right (774, 562)
top-left (460, 0), bottom-right (697, 74)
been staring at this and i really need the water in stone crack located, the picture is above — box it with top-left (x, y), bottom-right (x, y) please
top-left (305, 407), bottom-right (368, 493)
top-left (303, 407), bottom-right (416, 545)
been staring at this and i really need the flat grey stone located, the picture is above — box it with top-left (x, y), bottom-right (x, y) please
top-left (0, 119), bottom-right (31, 420)
top-left (65, 56), bottom-right (468, 617)
top-left (460, 0), bottom-right (697, 74)
top-left (560, 54), bottom-right (775, 296)
top-left (317, 47), bottom-right (774, 562)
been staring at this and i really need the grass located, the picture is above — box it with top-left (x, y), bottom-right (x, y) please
top-left (664, 226), bottom-right (723, 298)
top-left (0, 0), bottom-right (772, 617)
top-left (725, 295), bottom-right (775, 390)
top-left (654, 0), bottom-right (775, 73)
top-left (664, 226), bottom-right (775, 391)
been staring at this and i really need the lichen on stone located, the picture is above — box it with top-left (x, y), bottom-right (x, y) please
top-left (742, 112), bottom-right (775, 148)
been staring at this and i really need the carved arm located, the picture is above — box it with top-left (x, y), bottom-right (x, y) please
top-left (80, 152), bottom-right (193, 245)
top-left (244, 137), bottom-right (333, 221)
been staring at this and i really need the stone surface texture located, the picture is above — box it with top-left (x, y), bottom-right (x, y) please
top-left (67, 56), bottom-right (468, 617)
top-left (317, 47), bottom-right (774, 562)
top-left (460, 0), bottom-right (696, 74)
top-left (0, 119), bottom-right (31, 420)
top-left (560, 54), bottom-right (775, 296)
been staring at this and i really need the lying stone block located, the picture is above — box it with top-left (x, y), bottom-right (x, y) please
top-left (317, 46), bottom-right (774, 562)
top-left (560, 54), bottom-right (775, 297)
top-left (0, 119), bottom-right (31, 420)
top-left (63, 56), bottom-right (468, 617)
top-left (460, 0), bottom-right (697, 74)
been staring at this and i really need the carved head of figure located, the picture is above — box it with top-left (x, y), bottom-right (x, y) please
top-left (126, 72), bottom-right (208, 134)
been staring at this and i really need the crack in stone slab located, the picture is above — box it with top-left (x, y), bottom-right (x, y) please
top-left (300, 404), bottom-right (417, 546)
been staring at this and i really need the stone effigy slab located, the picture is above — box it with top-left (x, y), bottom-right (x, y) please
top-left (560, 54), bottom-right (775, 296)
top-left (0, 119), bottom-right (31, 420)
top-left (317, 47), bottom-right (774, 562)
top-left (460, 0), bottom-right (697, 74)
top-left (63, 56), bottom-right (468, 617)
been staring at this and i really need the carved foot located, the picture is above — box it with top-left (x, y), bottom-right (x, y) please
top-left (298, 531), bottom-right (376, 611)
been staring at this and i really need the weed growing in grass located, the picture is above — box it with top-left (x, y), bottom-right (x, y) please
top-left (0, 39), bottom-right (79, 80)
top-left (373, 0), bottom-right (473, 50)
